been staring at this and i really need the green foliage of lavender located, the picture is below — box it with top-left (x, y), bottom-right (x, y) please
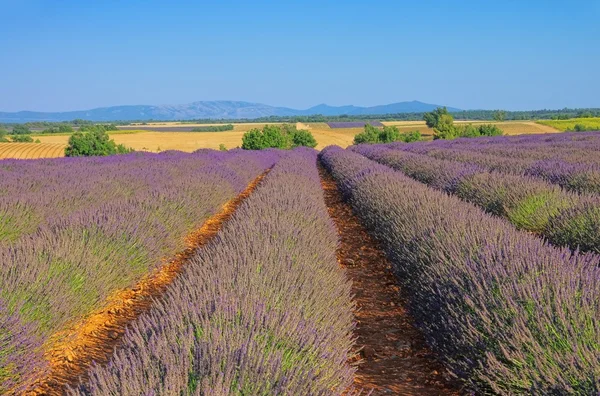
top-left (72, 149), bottom-right (355, 395)
top-left (320, 146), bottom-right (600, 394)
top-left (0, 149), bottom-right (278, 392)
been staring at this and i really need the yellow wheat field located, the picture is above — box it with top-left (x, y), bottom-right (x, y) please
top-left (0, 143), bottom-right (65, 159)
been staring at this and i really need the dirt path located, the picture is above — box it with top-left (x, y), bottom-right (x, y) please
top-left (20, 169), bottom-right (271, 396)
top-left (319, 164), bottom-right (460, 395)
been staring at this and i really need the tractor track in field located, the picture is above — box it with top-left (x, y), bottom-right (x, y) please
top-left (319, 163), bottom-right (460, 396)
top-left (19, 168), bottom-right (271, 396)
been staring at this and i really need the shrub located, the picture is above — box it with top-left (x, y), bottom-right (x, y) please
top-left (477, 123), bottom-right (503, 136)
top-left (400, 130), bottom-right (422, 143)
top-left (354, 125), bottom-right (420, 145)
top-left (11, 125), bottom-right (31, 135)
top-left (241, 124), bottom-right (317, 150)
top-left (291, 128), bottom-right (317, 148)
top-left (11, 135), bottom-right (34, 143)
top-left (353, 124), bottom-right (380, 144)
top-left (423, 107), bottom-right (451, 128)
top-left (218, 143), bottom-right (227, 151)
top-left (65, 130), bottom-right (132, 157)
top-left (433, 114), bottom-right (459, 139)
top-left (0, 128), bottom-right (8, 142)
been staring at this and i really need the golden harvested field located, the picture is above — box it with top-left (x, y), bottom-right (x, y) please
top-left (10, 120), bottom-right (562, 160)
top-left (0, 143), bottom-right (65, 159)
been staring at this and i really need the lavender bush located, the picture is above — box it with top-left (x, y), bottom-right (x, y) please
top-left (72, 149), bottom-right (355, 395)
top-left (320, 146), bottom-right (600, 394)
top-left (0, 149), bottom-right (278, 392)
top-left (388, 131), bottom-right (600, 194)
top-left (352, 144), bottom-right (600, 254)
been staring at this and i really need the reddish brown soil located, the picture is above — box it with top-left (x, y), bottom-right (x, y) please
top-left (319, 164), bottom-right (460, 396)
top-left (20, 169), bottom-right (270, 396)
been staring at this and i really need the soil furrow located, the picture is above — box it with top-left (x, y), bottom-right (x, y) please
top-left (20, 169), bottom-right (271, 396)
top-left (318, 163), bottom-right (460, 396)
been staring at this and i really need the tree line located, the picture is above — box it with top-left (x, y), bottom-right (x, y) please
top-left (4, 107), bottom-right (598, 129)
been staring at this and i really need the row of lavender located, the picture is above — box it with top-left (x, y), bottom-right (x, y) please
top-left (353, 144), bottom-right (600, 254)
top-left (390, 131), bottom-right (600, 194)
top-left (70, 149), bottom-right (355, 395)
top-left (320, 146), bottom-right (600, 394)
top-left (0, 149), bottom-right (278, 393)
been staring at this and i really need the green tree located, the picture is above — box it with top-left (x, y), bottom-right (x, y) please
top-left (433, 114), bottom-right (459, 140)
top-left (423, 107), bottom-right (451, 128)
top-left (477, 124), bottom-right (503, 136)
top-left (379, 126), bottom-right (401, 143)
top-left (58, 125), bottom-right (74, 133)
top-left (458, 124), bottom-right (480, 138)
top-left (400, 130), bottom-right (422, 142)
top-left (65, 129), bottom-right (132, 157)
top-left (11, 135), bottom-right (34, 142)
top-left (0, 128), bottom-right (8, 142)
top-left (353, 124), bottom-right (380, 144)
top-left (241, 124), bottom-right (317, 150)
top-left (291, 129), bottom-right (317, 148)
top-left (493, 110), bottom-right (506, 122)
top-left (11, 125), bottom-right (31, 135)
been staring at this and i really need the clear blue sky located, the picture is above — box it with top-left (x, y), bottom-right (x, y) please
top-left (0, 0), bottom-right (598, 112)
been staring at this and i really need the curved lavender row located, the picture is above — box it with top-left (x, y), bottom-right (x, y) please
top-left (72, 149), bottom-right (355, 396)
top-left (320, 146), bottom-right (600, 394)
top-left (352, 144), bottom-right (600, 254)
top-left (0, 149), bottom-right (279, 394)
top-left (384, 132), bottom-right (600, 194)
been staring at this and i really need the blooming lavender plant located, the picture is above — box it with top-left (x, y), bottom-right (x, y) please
top-left (71, 149), bottom-right (355, 395)
top-left (0, 149), bottom-right (279, 391)
top-left (352, 143), bottom-right (600, 254)
top-left (320, 146), bottom-right (600, 394)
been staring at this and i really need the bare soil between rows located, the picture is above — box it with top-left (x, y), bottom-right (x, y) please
top-left (318, 163), bottom-right (460, 395)
top-left (19, 169), bottom-right (271, 396)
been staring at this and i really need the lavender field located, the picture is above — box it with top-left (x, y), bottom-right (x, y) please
top-left (2, 133), bottom-right (600, 395)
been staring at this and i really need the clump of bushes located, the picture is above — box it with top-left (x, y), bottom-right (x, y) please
top-left (10, 135), bottom-right (34, 143)
top-left (241, 124), bottom-right (317, 150)
top-left (11, 125), bottom-right (32, 135)
top-left (0, 128), bottom-right (8, 142)
top-left (41, 124), bottom-right (74, 134)
top-left (65, 129), bottom-right (132, 157)
top-left (191, 124), bottom-right (234, 132)
top-left (424, 107), bottom-right (503, 139)
top-left (353, 124), bottom-right (422, 145)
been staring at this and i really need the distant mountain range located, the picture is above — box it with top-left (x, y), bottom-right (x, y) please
top-left (0, 100), bottom-right (461, 123)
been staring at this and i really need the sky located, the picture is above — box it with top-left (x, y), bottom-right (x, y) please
top-left (0, 0), bottom-right (598, 112)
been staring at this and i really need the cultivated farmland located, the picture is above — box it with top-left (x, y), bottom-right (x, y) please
top-left (3, 131), bottom-right (600, 395)
top-left (2, 120), bottom-right (557, 160)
